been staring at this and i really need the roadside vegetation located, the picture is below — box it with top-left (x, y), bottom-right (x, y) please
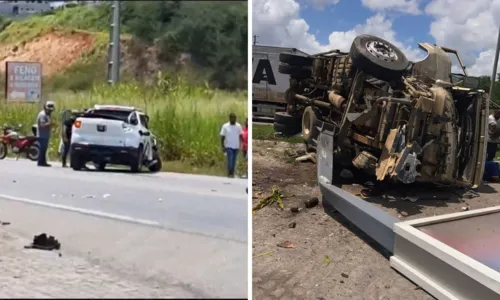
top-left (0, 77), bottom-right (247, 175)
top-left (0, 2), bottom-right (247, 176)
top-left (479, 75), bottom-right (500, 105)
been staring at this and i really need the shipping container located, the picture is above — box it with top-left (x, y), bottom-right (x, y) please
top-left (252, 45), bottom-right (308, 120)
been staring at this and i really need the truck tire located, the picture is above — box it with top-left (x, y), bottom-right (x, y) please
top-left (274, 122), bottom-right (301, 136)
top-left (278, 64), bottom-right (312, 78)
top-left (279, 53), bottom-right (313, 66)
top-left (130, 145), bottom-right (143, 173)
top-left (302, 106), bottom-right (321, 142)
top-left (350, 34), bottom-right (409, 82)
top-left (274, 112), bottom-right (299, 126)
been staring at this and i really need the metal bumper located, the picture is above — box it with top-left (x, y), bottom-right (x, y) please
top-left (316, 130), bottom-right (398, 252)
top-left (71, 143), bottom-right (137, 163)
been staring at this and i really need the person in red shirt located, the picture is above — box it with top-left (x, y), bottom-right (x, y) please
top-left (241, 118), bottom-right (248, 178)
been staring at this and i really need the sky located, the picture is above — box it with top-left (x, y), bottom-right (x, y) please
top-left (252, 0), bottom-right (500, 76)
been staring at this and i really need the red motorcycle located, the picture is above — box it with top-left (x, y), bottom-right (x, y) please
top-left (0, 124), bottom-right (40, 161)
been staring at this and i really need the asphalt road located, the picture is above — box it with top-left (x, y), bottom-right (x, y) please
top-left (0, 158), bottom-right (248, 297)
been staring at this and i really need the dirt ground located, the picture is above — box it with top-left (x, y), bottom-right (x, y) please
top-left (0, 30), bottom-right (169, 79)
top-left (252, 139), bottom-right (500, 300)
top-left (0, 31), bottom-right (96, 76)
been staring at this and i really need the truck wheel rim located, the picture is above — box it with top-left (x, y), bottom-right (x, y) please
top-left (365, 41), bottom-right (397, 62)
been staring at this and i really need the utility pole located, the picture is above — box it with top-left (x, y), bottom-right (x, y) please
top-left (107, 0), bottom-right (121, 85)
top-left (489, 26), bottom-right (500, 102)
top-left (253, 35), bottom-right (258, 45)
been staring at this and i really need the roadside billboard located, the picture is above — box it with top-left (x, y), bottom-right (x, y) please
top-left (4, 61), bottom-right (42, 103)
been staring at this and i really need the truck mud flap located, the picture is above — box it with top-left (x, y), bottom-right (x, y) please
top-left (316, 130), bottom-right (398, 253)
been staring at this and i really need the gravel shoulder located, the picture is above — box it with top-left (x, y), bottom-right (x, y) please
top-left (252, 139), bottom-right (500, 300)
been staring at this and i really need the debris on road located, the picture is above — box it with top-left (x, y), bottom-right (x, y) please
top-left (461, 206), bottom-right (470, 211)
top-left (277, 241), bottom-right (296, 249)
top-left (325, 255), bottom-right (331, 266)
top-left (288, 222), bottom-right (296, 228)
top-left (254, 250), bottom-right (274, 258)
top-left (290, 207), bottom-right (300, 213)
top-left (341, 272), bottom-right (349, 278)
top-left (24, 233), bottom-right (61, 251)
top-left (304, 197), bottom-right (319, 208)
top-left (102, 193), bottom-right (111, 198)
top-left (1, 221), bottom-right (11, 226)
top-left (252, 186), bottom-right (294, 214)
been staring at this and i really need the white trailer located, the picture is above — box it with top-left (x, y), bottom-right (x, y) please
top-left (252, 45), bottom-right (308, 120)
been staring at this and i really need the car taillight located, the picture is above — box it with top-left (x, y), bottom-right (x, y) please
top-left (74, 120), bottom-right (82, 128)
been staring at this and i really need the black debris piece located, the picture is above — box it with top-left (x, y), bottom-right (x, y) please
top-left (24, 233), bottom-right (61, 251)
top-left (304, 197), bottom-right (319, 208)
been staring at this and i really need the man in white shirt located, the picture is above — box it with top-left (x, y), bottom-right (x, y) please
top-left (220, 113), bottom-right (243, 177)
top-left (487, 110), bottom-right (500, 161)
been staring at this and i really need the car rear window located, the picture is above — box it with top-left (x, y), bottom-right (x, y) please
top-left (84, 109), bottom-right (131, 122)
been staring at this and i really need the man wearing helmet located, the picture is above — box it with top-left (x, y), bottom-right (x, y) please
top-left (36, 101), bottom-right (55, 167)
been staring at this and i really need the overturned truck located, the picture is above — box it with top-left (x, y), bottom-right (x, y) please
top-left (275, 35), bottom-right (487, 187)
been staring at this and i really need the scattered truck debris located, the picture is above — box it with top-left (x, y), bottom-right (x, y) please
top-left (252, 186), bottom-right (288, 213)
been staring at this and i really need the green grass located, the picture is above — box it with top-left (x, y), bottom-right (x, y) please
top-left (0, 6), bottom-right (112, 45)
top-left (253, 124), bottom-right (304, 143)
top-left (0, 80), bottom-right (248, 176)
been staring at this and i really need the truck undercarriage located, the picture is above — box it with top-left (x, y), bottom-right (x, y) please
top-left (276, 34), bottom-right (487, 187)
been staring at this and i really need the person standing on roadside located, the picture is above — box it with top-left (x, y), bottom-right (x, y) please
top-left (241, 118), bottom-right (248, 178)
top-left (36, 101), bottom-right (55, 167)
top-left (487, 110), bottom-right (500, 161)
top-left (61, 110), bottom-right (78, 168)
top-left (220, 113), bottom-right (243, 178)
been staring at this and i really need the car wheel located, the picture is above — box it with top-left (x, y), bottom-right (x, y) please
top-left (70, 154), bottom-right (83, 171)
top-left (130, 145), bottom-right (143, 173)
top-left (350, 34), bottom-right (409, 82)
top-left (148, 150), bottom-right (162, 173)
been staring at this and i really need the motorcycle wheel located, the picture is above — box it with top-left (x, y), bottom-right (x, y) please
top-left (0, 142), bottom-right (7, 159)
top-left (27, 143), bottom-right (40, 161)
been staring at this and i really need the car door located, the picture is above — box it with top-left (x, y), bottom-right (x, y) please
top-left (136, 112), bottom-right (152, 156)
top-left (128, 112), bottom-right (146, 147)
